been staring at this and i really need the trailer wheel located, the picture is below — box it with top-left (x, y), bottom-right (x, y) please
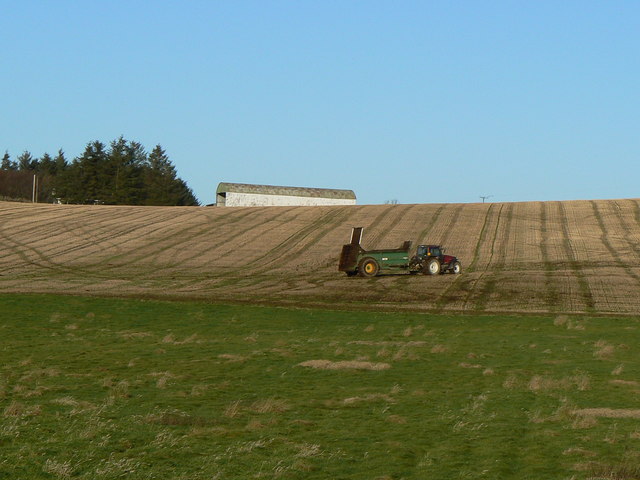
top-left (346, 271), bottom-right (358, 277)
top-left (423, 257), bottom-right (441, 275)
top-left (358, 258), bottom-right (380, 277)
top-left (452, 261), bottom-right (462, 274)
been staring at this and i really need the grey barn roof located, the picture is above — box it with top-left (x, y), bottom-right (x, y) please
top-left (216, 182), bottom-right (356, 200)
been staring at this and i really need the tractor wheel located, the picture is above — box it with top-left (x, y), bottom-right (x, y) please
top-left (452, 261), bottom-right (462, 274)
top-left (423, 257), bottom-right (441, 275)
top-left (358, 258), bottom-right (380, 277)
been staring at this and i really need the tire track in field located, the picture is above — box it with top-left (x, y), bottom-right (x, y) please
top-left (465, 204), bottom-right (495, 274)
top-left (60, 209), bottom-right (183, 260)
top-left (161, 207), bottom-right (310, 291)
top-left (360, 205), bottom-right (412, 249)
top-left (143, 207), bottom-right (278, 269)
top-left (208, 207), bottom-right (344, 289)
top-left (1, 207), bottom-right (260, 295)
top-left (472, 203), bottom-right (513, 312)
top-left (0, 207), bottom-right (117, 273)
top-left (187, 207), bottom-right (304, 268)
top-left (558, 202), bottom-right (595, 313)
top-left (0, 206), bottom-right (162, 267)
top-left (460, 204), bottom-right (505, 310)
top-left (203, 207), bottom-right (358, 294)
top-left (437, 203), bottom-right (465, 246)
top-left (365, 203), bottom-right (422, 249)
top-left (539, 202), bottom-right (560, 312)
top-left (432, 204), bottom-right (495, 312)
top-left (0, 207), bottom-right (192, 292)
top-left (0, 205), bottom-right (79, 227)
top-left (591, 201), bottom-right (640, 286)
top-left (29, 208), bottom-right (180, 267)
top-left (0, 204), bottom-right (74, 223)
top-left (0, 207), bottom-right (111, 263)
top-left (108, 208), bottom-right (266, 277)
top-left (615, 200), bottom-right (640, 260)
top-left (261, 206), bottom-right (365, 289)
top-left (90, 208), bottom-right (233, 271)
top-left (0, 207), bottom-right (183, 277)
top-left (240, 206), bottom-right (355, 275)
top-left (415, 204), bottom-right (446, 244)
top-left (0, 207), bottom-right (243, 286)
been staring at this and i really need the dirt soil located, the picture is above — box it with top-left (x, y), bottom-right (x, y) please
top-left (2, 199), bottom-right (640, 314)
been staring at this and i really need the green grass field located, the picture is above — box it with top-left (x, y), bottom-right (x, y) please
top-left (2, 294), bottom-right (640, 479)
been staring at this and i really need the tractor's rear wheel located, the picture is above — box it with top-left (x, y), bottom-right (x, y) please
top-left (358, 258), bottom-right (380, 277)
top-left (452, 261), bottom-right (462, 274)
top-left (423, 257), bottom-right (441, 275)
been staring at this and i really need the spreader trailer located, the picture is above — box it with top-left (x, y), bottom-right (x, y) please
top-left (338, 227), bottom-right (462, 277)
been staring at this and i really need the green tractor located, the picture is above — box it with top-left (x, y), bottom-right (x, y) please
top-left (338, 227), bottom-right (462, 277)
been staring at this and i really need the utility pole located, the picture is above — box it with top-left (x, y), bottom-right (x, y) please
top-left (32, 174), bottom-right (37, 203)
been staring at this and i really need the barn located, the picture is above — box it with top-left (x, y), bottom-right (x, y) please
top-left (215, 182), bottom-right (356, 207)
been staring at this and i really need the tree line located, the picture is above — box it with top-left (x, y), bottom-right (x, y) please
top-left (0, 137), bottom-right (199, 205)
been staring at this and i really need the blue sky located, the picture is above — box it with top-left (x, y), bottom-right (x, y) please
top-left (1, 1), bottom-right (638, 205)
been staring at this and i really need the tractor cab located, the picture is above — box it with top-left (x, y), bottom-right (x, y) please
top-left (416, 245), bottom-right (443, 258)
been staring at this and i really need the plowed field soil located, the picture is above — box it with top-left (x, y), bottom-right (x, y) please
top-left (2, 199), bottom-right (640, 314)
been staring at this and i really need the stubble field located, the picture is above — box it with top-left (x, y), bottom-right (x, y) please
top-left (1, 199), bottom-right (640, 314)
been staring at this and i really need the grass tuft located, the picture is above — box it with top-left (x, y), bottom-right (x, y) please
top-left (224, 400), bottom-right (242, 418)
top-left (298, 359), bottom-right (391, 370)
top-left (146, 411), bottom-right (214, 427)
top-left (3, 401), bottom-right (25, 417)
top-left (595, 340), bottom-right (616, 359)
top-left (584, 461), bottom-right (640, 479)
top-left (43, 459), bottom-right (74, 478)
top-left (572, 408), bottom-right (640, 419)
top-left (250, 397), bottom-right (290, 414)
top-left (218, 353), bottom-right (247, 362)
top-left (342, 393), bottom-right (395, 405)
top-left (611, 364), bottom-right (625, 375)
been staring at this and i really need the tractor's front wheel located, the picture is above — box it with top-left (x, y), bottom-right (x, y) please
top-left (452, 261), bottom-right (462, 274)
top-left (358, 258), bottom-right (380, 277)
top-left (423, 257), bottom-right (441, 275)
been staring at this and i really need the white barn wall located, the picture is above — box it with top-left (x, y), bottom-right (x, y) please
top-left (224, 192), bottom-right (356, 207)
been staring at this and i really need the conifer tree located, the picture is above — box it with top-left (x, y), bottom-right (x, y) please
top-left (39, 153), bottom-right (55, 175)
top-left (1, 151), bottom-right (17, 170)
top-left (59, 141), bottom-right (108, 203)
top-left (145, 145), bottom-right (177, 205)
top-left (54, 150), bottom-right (68, 173)
top-left (17, 151), bottom-right (36, 171)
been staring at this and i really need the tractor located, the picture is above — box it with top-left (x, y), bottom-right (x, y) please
top-left (338, 227), bottom-right (462, 277)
